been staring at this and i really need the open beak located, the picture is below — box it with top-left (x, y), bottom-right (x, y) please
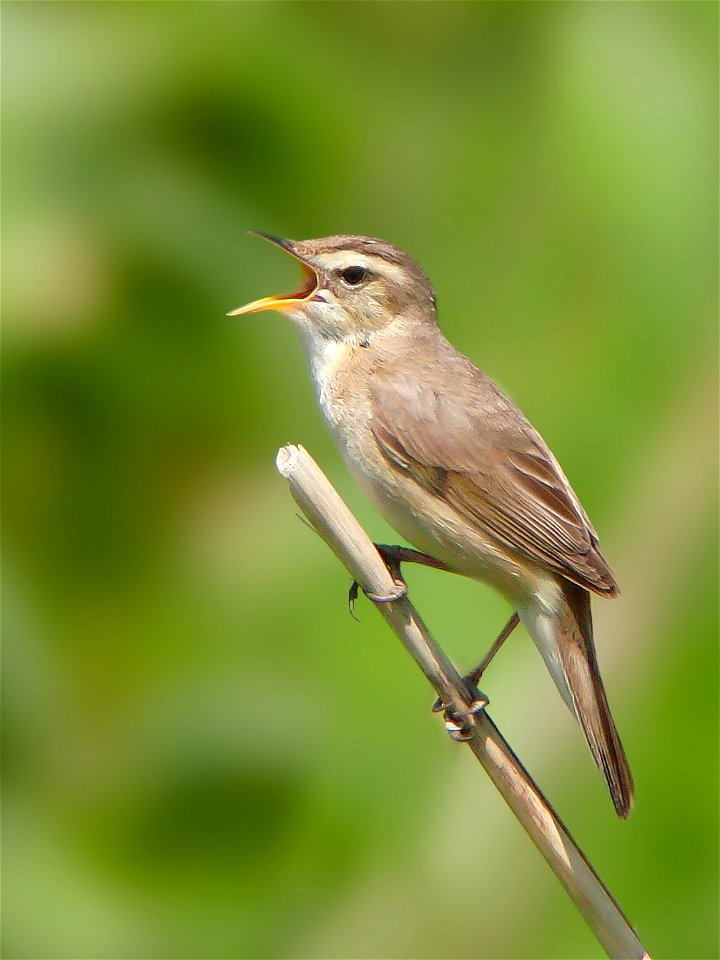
top-left (227, 232), bottom-right (320, 316)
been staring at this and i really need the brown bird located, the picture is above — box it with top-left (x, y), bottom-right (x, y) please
top-left (229, 233), bottom-right (634, 818)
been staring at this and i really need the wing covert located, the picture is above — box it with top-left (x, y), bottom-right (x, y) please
top-left (370, 369), bottom-right (617, 595)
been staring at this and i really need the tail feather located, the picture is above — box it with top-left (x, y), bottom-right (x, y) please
top-left (559, 582), bottom-right (634, 818)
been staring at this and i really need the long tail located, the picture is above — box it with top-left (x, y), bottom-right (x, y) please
top-left (522, 580), bottom-right (634, 817)
top-left (557, 581), bottom-right (634, 818)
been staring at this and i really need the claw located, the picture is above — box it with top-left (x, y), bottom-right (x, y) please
top-left (444, 717), bottom-right (478, 742)
top-left (347, 543), bottom-right (452, 614)
top-left (443, 707), bottom-right (486, 741)
top-left (432, 683), bottom-right (489, 742)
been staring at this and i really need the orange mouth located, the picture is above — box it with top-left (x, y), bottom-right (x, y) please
top-left (227, 234), bottom-right (320, 316)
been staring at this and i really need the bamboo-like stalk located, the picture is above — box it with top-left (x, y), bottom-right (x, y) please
top-left (275, 443), bottom-right (650, 960)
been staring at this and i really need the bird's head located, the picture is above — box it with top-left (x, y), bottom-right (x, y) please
top-left (228, 233), bottom-right (437, 345)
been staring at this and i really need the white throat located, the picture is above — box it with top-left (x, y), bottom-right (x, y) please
top-left (297, 328), bottom-right (352, 409)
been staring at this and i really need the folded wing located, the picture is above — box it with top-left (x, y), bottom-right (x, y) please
top-left (370, 365), bottom-right (618, 596)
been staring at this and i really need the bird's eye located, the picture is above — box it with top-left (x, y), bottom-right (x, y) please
top-left (340, 265), bottom-right (367, 286)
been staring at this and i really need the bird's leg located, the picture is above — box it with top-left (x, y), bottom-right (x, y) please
top-left (465, 611), bottom-right (521, 685)
top-left (348, 544), bottom-right (453, 609)
top-left (431, 613), bottom-right (520, 733)
top-left (375, 544), bottom-right (455, 575)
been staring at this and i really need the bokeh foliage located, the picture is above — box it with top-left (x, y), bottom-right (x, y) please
top-left (2, 2), bottom-right (718, 958)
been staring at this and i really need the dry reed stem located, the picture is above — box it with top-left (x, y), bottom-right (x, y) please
top-left (276, 443), bottom-right (650, 960)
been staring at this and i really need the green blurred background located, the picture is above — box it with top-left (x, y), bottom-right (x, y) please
top-left (2, 2), bottom-right (718, 958)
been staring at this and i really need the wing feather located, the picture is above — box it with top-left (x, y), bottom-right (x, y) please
top-left (370, 366), bottom-right (617, 595)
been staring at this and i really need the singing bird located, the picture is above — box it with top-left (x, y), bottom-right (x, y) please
top-left (229, 233), bottom-right (634, 818)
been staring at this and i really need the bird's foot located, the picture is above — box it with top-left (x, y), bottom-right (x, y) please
top-left (348, 543), bottom-right (448, 615)
top-left (432, 682), bottom-right (489, 742)
top-left (347, 569), bottom-right (407, 615)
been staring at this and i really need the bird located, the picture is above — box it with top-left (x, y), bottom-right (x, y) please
top-left (229, 232), bottom-right (634, 818)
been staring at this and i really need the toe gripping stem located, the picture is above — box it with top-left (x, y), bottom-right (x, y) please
top-left (348, 545), bottom-right (414, 612)
top-left (347, 575), bottom-right (407, 614)
top-left (348, 544), bottom-right (453, 613)
top-left (432, 682), bottom-right (489, 742)
top-left (365, 545), bottom-right (409, 603)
